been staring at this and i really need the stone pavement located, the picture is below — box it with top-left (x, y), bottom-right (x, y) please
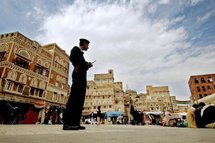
top-left (0, 124), bottom-right (214, 143)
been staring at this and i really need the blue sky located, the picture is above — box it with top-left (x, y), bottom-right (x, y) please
top-left (0, 0), bottom-right (215, 100)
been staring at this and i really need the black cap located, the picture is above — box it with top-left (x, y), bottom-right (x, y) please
top-left (80, 38), bottom-right (90, 44)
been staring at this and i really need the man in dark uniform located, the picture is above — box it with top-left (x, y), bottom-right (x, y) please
top-left (63, 39), bottom-right (93, 130)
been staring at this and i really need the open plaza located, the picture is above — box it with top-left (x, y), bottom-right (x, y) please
top-left (0, 124), bottom-right (214, 143)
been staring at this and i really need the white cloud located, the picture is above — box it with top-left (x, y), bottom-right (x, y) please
top-left (35, 0), bottom-right (215, 100)
top-left (158, 0), bottom-right (170, 5)
top-left (148, 3), bottom-right (157, 14)
top-left (190, 0), bottom-right (203, 6)
top-left (197, 10), bottom-right (215, 22)
top-left (169, 16), bottom-right (185, 25)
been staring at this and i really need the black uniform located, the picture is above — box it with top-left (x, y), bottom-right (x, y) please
top-left (63, 46), bottom-right (89, 126)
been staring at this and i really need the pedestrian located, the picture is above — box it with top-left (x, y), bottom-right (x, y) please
top-left (162, 111), bottom-right (171, 126)
top-left (187, 104), bottom-right (199, 128)
top-left (195, 102), bottom-right (206, 128)
top-left (63, 38), bottom-right (93, 130)
top-left (97, 106), bottom-right (101, 125)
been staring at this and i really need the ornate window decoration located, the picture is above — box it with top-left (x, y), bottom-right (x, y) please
top-left (35, 58), bottom-right (49, 76)
top-left (155, 104), bottom-right (160, 111)
top-left (35, 64), bottom-right (49, 76)
top-left (56, 75), bottom-right (66, 87)
top-left (0, 43), bottom-right (9, 52)
top-left (14, 49), bottom-right (32, 69)
top-left (32, 41), bottom-right (40, 50)
top-left (54, 56), bottom-right (68, 69)
top-left (30, 78), bottom-right (38, 88)
top-left (7, 70), bottom-right (17, 81)
top-left (150, 104), bottom-right (154, 111)
top-left (36, 58), bottom-right (50, 68)
top-left (39, 81), bottom-right (46, 89)
top-left (16, 49), bottom-right (31, 61)
top-left (14, 56), bottom-right (29, 69)
top-left (19, 74), bottom-right (27, 84)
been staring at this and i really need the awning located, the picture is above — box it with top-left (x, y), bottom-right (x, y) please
top-left (32, 101), bottom-right (45, 109)
top-left (104, 111), bottom-right (123, 118)
top-left (145, 111), bottom-right (163, 115)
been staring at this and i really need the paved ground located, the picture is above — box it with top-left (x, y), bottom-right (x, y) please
top-left (0, 124), bottom-right (214, 143)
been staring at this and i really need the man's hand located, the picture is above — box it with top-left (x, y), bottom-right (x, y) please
top-left (87, 62), bottom-right (93, 69)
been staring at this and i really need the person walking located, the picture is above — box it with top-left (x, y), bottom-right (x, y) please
top-left (162, 111), bottom-right (171, 126)
top-left (63, 39), bottom-right (93, 130)
top-left (97, 106), bottom-right (101, 125)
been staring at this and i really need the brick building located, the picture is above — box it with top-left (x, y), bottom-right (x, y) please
top-left (188, 73), bottom-right (215, 103)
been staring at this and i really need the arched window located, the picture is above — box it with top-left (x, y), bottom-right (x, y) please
top-left (31, 78), bottom-right (38, 87)
top-left (39, 81), bottom-right (46, 89)
top-left (7, 70), bottom-right (17, 81)
top-left (19, 74), bottom-right (27, 84)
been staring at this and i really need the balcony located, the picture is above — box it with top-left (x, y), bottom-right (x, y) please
top-left (0, 61), bottom-right (48, 81)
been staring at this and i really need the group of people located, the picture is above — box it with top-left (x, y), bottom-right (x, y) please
top-left (187, 102), bottom-right (215, 128)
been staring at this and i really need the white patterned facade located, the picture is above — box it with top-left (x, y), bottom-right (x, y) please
top-left (83, 69), bottom-right (124, 115)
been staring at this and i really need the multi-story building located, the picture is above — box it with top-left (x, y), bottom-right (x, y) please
top-left (83, 69), bottom-right (124, 115)
top-left (171, 97), bottom-right (191, 113)
top-left (124, 90), bottom-right (146, 112)
top-left (0, 32), bottom-right (69, 111)
top-left (144, 85), bottom-right (173, 112)
top-left (188, 73), bottom-right (215, 103)
top-left (42, 43), bottom-right (70, 106)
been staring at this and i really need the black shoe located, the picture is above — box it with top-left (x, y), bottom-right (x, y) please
top-left (78, 125), bottom-right (86, 130)
top-left (63, 125), bottom-right (79, 130)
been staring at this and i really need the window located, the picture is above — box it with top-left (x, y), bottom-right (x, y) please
top-left (0, 52), bottom-right (6, 61)
top-left (202, 86), bottom-right (206, 92)
top-left (199, 94), bottom-right (203, 98)
top-left (197, 86), bottom-right (201, 92)
top-left (14, 57), bottom-right (29, 69)
top-left (53, 92), bottom-right (57, 101)
top-left (194, 78), bottom-right (199, 84)
top-left (35, 65), bottom-right (49, 76)
top-left (38, 90), bottom-right (44, 97)
top-left (17, 84), bottom-right (24, 93)
top-left (60, 94), bottom-right (64, 102)
top-left (35, 65), bottom-right (42, 75)
top-left (208, 77), bottom-right (213, 83)
top-left (6, 81), bottom-right (13, 90)
top-left (201, 78), bottom-right (206, 83)
top-left (30, 87), bottom-right (35, 95)
top-left (42, 68), bottom-right (49, 76)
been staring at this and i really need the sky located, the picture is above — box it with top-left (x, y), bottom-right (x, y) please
top-left (0, 0), bottom-right (215, 100)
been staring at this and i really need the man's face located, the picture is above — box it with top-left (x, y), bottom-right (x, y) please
top-left (82, 42), bottom-right (89, 51)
